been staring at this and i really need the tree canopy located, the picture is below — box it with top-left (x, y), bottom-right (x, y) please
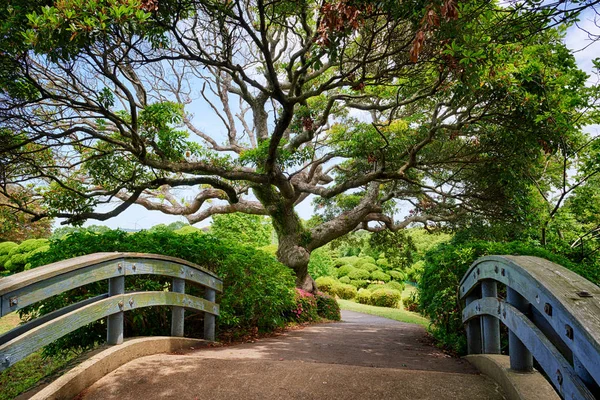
top-left (0, 0), bottom-right (598, 288)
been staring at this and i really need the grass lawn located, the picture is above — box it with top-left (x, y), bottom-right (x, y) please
top-left (0, 313), bottom-right (76, 400)
top-left (337, 286), bottom-right (430, 327)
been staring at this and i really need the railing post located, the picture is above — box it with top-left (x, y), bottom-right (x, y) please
top-left (171, 278), bottom-right (185, 337)
top-left (465, 290), bottom-right (482, 354)
top-left (107, 276), bottom-right (125, 345)
top-left (204, 288), bottom-right (216, 341)
top-left (481, 280), bottom-right (500, 354)
top-left (507, 287), bottom-right (533, 372)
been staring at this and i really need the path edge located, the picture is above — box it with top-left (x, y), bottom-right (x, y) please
top-left (465, 354), bottom-right (559, 400)
top-left (28, 337), bottom-right (206, 400)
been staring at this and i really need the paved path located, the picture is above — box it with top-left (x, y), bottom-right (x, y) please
top-left (78, 311), bottom-right (505, 400)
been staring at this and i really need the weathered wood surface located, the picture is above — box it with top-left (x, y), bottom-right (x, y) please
top-left (460, 255), bottom-right (600, 391)
top-left (463, 298), bottom-right (595, 400)
top-left (0, 291), bottom-right (218, 371)
top-left (0, 253), bottom-right (223, 317)
top-left (0, 252), bottom-right (221, 295)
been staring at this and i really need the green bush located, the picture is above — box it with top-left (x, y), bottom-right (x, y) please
top-left (0, 241), bottom-right (18, 269)
top-left (4, 239), bottom-right (49, 273)
top-left (356, 262), bottom-right (378, 272)
top-left (357, 288), bottom-right (372, 304)
top-left (419, 240), bottom-right (584, 355)
top-left (376, 257), bottom-right (390, 269)
top-left (335, 283), bottom-right (357, 300)
top-left (357, 256), bottom-right (376, 265)
top-left (370, 270), bottom-right (391, 282)
top-left (308, 247), bottom-right (335, 279)
top-left (370, 288), bottom-right (401, 308)
top-left (334, 256), bottom-right (360, 267)
top-left (384, 281), bottom-right (405, 292)
top-left (339, 276), bottom-right (351, 284)
top-left (24, 230), bottom-right (296, 355)
top-left (388, 270), bottom-right (406, 281)
top-left (315, 276), bottom-right (339, 295)
top-left (315, 292), bottom-right (341, 321)
top-left (347, 268), bottom-right (370, 280)
top-left (337, 264), bottom-right (357, 277)
top-left (290, 289), bottom-right (319, 323)
top-left (406, 261), bottom-right (425, 283)
top-left (367, 282), bottom-right (385, 291)
top-left (350, 279), bottom-right (369, 289)
top-left (403, 291), bottom-right (420, 312)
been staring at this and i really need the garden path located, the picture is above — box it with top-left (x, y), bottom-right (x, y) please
top-left (77, 310), bottom-right (505, 399)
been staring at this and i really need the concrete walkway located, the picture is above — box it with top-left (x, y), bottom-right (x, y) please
top-left (77, 311), bottom-right (505, 400)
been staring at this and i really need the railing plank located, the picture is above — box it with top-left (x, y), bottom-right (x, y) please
top-left (459, 255), bottom-right (600, 386)
top-left (0, 291), bottom-right (218, 371)
top-left (464, 298), bottom-right (595, 399)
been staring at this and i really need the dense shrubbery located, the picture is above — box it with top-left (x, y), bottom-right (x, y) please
top-left (336, 283), bottom-right (358, 299)
top-left (348, 268), bottom-right (370, 280)
top-left (315, 292), bottom-right (341, 321)
top-left (290, 289), bottom-right (319, 323)
top-left (370, 270), bottom-right (391, 282)
top-left (23, 230), bottom-right (298, 355)
top-left (3, 239), bottom-right (49, 273)
top-left (357, 288), bottom-right (371, 304)
top-left (418, 240), bottom-right (589, 355)
top-left (370, 288), bottom-right (402, 307)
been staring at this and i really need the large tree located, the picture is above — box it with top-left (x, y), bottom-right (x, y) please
top-left (0, 0), bottom-right (595, 289)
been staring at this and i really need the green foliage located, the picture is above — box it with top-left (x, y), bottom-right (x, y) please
top-left (337, 264), bottom-right (357, 277)
top-left (406, 261), bottom-right (425, 283)
top-left (388, 270), bottom-right (407, 282)
top-left (308, 247), bottom-right (335, 279)
top-left (370, 288), bottom-right (402, 308)
top-left (315, 292), bottom-right (341, 321)
top-left (350, 279), bottom-right (369, 289)
top-left (370, 270), bottom-right (391, 282)
top-left (333, 256), bottom-right (360, 267)
top-left (334, 283), bottom-right (357, 300)
top-left (314, 276), bottom-right (339, 295)
top-left (356, 256), bottom-right (376, 265)
top-left (23, 230), bottom-right (296, 355)
top-left (356, 288), bottom-right (371, 305)
top-left (419, 240), bottom-right (584, 355)
top-left (403, 291), bottom-right (420, 313)
top-left (338, 276), bottom-right (351, 284)
top-left (356, 262), bottom-right (378, 272)
top-left (210, 213), bottom-right (273, 248)
top-left (347, 268), bottom-right (370, 280)
top-left (289, 289), bottom-right (319, 323)
top-left (4, 239), bottom-right (49, 272)
top-left (384, 281), bottom-right (405, 292)
top-left (0, 242), bottom-right (17, 270)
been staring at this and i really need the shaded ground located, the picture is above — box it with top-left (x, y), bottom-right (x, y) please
top-left (78, 310), bottom-right (505, 400)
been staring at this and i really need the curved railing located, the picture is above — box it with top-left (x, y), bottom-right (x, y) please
top-left (0, 252), bottom-right (223, 371)
top-left (460, 255), bottom-right (600, 399)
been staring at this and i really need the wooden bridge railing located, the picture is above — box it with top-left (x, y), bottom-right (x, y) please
top-left (460, 255), bottom-right (600, 399)
top-left (0, 252), bottom-right (223, 371)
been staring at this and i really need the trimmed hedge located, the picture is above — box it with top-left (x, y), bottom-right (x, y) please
top-left (370, 288), bottom-right (401, 308)
top-left (315, 292), bottom-right (341, 321)
top-left (357, 288), bottom-right (371, 304)
top-left (315, 276), bottom-right (339, 295)
top-left (337, 264), bottom-right (357, 277)
top-left (356, 262), bottom-right (378, 272)
top-left (347, 268), bottom-right (370, 280)
top-left (335, 283), bottom-right (357, 300)
top-left (370, 270), bottom-right (391, 282)
top-left (388, 270), bottom-right (406, 281)
top-left (384, 281), bottom-right (405, 292)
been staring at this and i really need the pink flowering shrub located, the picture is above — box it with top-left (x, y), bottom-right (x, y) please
top-left (315, 291), bottom-right (341, 321)
top-left (289, 288), bottom-right (319, 323)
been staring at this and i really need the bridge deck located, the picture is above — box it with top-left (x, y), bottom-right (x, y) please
top-left (77, 311), bottom-right (505, 400)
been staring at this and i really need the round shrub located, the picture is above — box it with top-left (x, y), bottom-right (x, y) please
top-left (358, 256), bottom-right (376, 265)
top-left (367, 282), bottom-right (384, 291)
top-left (290, 288), bottom-right (319, 323)
top-left (384, 281), bottom-right (405, 292)
top-left (0, 242), bottom-right (17, 270)
top-left (370, 270), bottom-right (391, 282)
top-left (356, 262), bottom-right (378, 272)
top-left (25, 230), bottom-right (296, 355)
top-left (5, 239), bottom-right (49, 273)
top-left (376, 257), bottom-right (390, 269)
top-left (335, 283), bottom-right (357, 300)
top-left (356, 288), bottom-right (371, 304)
top-left (388, 270), bottom-right (406, 281)
top-left (315, 292), bottom-right (341, 321)
top-left (315, 276), bottom-right (339, 295)
top-left (339, 276), bottom-right (351, 284)
top-left (333, 256), bottom-right (360, 267)
top-left (337, 264), bottom-right (357, 277)
top-left (350, 279), bottom-right (369, 289)
top-left (347, 268), bottom-right (370, 280)
top-left (370, 288), bottom-right (401, 308)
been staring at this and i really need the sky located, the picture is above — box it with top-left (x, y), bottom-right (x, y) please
top-left (67, 10), bottom-right (600, 232)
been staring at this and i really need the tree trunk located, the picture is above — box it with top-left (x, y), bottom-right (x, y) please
top-left (253, 185), bottom-right (317, 291)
